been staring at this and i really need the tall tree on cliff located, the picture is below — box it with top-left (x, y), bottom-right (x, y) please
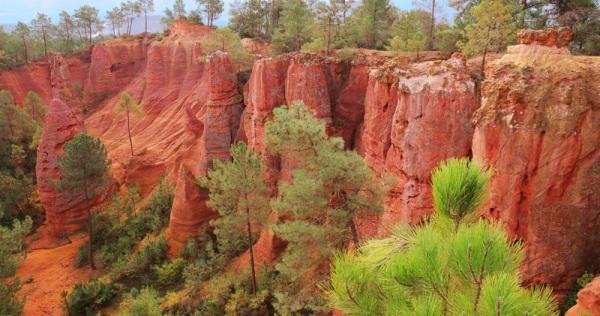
top-left (56, 134), bottom-right (110, 270)
top-left (348, 0), bottom-right (392, 49)
top-left (115, 92), bottom-right (144, 156)
top-left (203, 28), bottom-right (252, 66)
top-left (229, 0), bottom-right (270, 38)
top-left (197, 0), bottom-right (224, 26)
top-left (199, 142), bottom-right (270, 294)
top-left (459, 0), bottom-right (516, 78)
top-left (58, 11), bottom-right (75, 51)
top-left (12, 23), bottom-right (30, 64)
top-left (31, 13), bottom-right (52, 58)
top-left (272, 0), bottom-right (315, 52)
top-left (328, 158), bottom-right (558, 315)
top-left (138, 0), bottom-right (155, 34)
top-left (413, 0), bottom-right (441, 50)
top-left (121, 1), bottom-right (142, 36)
top-left (305, 0), bottom-right (343, 53)
top-left (74, 5), bottom-right (103, 44)
top-left (265, 102), bottom-right (387, 312)
top-left (387, 10), bottom-right (428, 57)
top-left (107, 7), bottom-right (125, 37)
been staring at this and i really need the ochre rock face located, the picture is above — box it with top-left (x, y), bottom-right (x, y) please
top-left (36, 98), bottom-right (86, 235)
top-left (168, 51), bottom-right (244, 246)
top-left (518, 27), bottom-right (573, 48)
top-left (472, 42), bottom-right (600, 293)
top-left (0, 62), bottom-right (52, 105)
top-left (566, 277), bottom-right (600, 316)
top-left (374, 57), bottom-right (477, 229)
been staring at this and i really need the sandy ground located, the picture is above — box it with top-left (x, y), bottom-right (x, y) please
top-left (16, 232), bottom-right (96, 316)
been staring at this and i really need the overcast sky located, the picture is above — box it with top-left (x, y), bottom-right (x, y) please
top-left (0, 0), bottom-right (454, 26)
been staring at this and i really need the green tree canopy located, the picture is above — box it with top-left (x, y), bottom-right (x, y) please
top-left (56, 133), bottom-right (110, 269)
top-left (265, 101), bottom-right (386, 313)
top-left (272, 0), bottom-right (315, 52)
top-left (199, 142), bottom-right (270, 294)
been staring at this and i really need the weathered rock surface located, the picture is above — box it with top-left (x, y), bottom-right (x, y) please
top-left (567, 277), bottom-right (600, 316)
top-left (167, 51), bottom-right (243, 246)
top-left (36, 98), bottom-right (86, 235)
top-left (0, 61), bottom-right (52, 104)
top-left (364, 55), bottom-right (477, 230)
top-left (472, 32), bottom-right (600, 293)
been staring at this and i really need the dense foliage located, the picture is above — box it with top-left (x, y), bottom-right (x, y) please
top-left (328, 158), bottom-right (558, 315)
top-left (56, 133), bottom-right (110, 269)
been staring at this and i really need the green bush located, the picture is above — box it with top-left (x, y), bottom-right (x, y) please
top-left (74, 243), bottom-right (89, 268)
top-left (63, 279), bottom-right (117, 316)
top-left (84, 179), bottom-right (173, 269)
top-left (154, 258), bottom-right (186, 289)
top-left (110, 235), bottom-right (168, 283)
top-left (0, 279), bottom-right (24, 316)
top-left (117, 287), bottom-right (163, 316)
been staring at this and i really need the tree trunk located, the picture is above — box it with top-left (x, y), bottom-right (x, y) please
top-left (247, 211), bottom-right (258, 294)
top-left (429, 0), bottom-right (436, 50)
top-left (145, 12), bottom-right (148, 34)
top-left (127, 108), bottom-right (134, 156)
top-left (84, 189), bottom-right (95, 270)
top-left (21, 37), bottom-right (28, 63)
top-left (42, 31), bottom-right (48, 57)
top-left (349, 218), bottom-right (359, 245)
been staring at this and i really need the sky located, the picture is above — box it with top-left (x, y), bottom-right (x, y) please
top-left (0, 0), bottom-right (454, 27)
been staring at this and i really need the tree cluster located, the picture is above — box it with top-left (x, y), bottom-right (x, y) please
top-left (226, 0), bottom-right (599, 55)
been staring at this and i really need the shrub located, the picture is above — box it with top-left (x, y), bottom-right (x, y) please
top-left (154, 258), bottom-right (186, 289)
top-left (74, 243), bottom-right (89, 268)
top-left (117, 287), bottom-right (163, 316)
top-left (110, 235), bottom-right (168, 283)
top-left (63, 279), bottom-right (117, 316)
top-left (0, 279), bottom-right (24, 316)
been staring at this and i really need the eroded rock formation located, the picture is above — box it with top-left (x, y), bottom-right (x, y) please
top-left (2, 21), bottom-right (597, 297)
top-left (567, 277), bottom-right (600, 315)
top-left (36, 98), bottom-right (86, 235)
top-left (473, 31), bottom-right (600, 293)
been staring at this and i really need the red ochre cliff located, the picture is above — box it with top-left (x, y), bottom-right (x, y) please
top-left (1, 22), bottom-right (597, 307)
top-left (473, 28), bottom-right (600, 294)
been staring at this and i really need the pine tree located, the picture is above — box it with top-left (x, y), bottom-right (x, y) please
top-left (199, 142), bottom-right (270, 294)
top-left (272, 0), bottom-right (314, 52)
top-left (138, 0), bottom-right (155, 34)
top-left (58, 11), bottom-right (74, 51)
top-left (74, 5), bottom-right (103, 43)
top-left (346, 0), bottom-right (392, 49)
top-left (265, 101), bottom-right (385, 312)
top-left (203, 28), bottom-right (252, 66)
top-left (115, 91), bottom-right (144, 156)
top-left (107, 7), bottom-right (125, 37)
top-left (387, 11), bottom-right (428, 57)
top-left (459, 0), bottom-right (517, 77)
top-left (328, 158), bottom-right (558, 315)
top-left (56, 133), bottom-right (110, 270)
top-left (23, 91), bottom-right (46, 125)
top-left (12, 23), bottom-right (30, 64)
top-left (197, 0), bottom-right (224, 27)
top-left (31, 13), bottom-right (52, 58)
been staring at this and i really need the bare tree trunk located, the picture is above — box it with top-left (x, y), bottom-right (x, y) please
top-left (84, 189), bottom-right (95, 270)
top-left (21, 37), bottom-right (28, 63)
top-left (244, 188), bottom-right (258, 294)
top-left (127, 108), bottom-right (134, 156)
top-left (42, 30), bottom-right (48, 57)
top-left (144, 11), bottom-right (148, 33)
top-left (429, 0), bottom-right (436, 50)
